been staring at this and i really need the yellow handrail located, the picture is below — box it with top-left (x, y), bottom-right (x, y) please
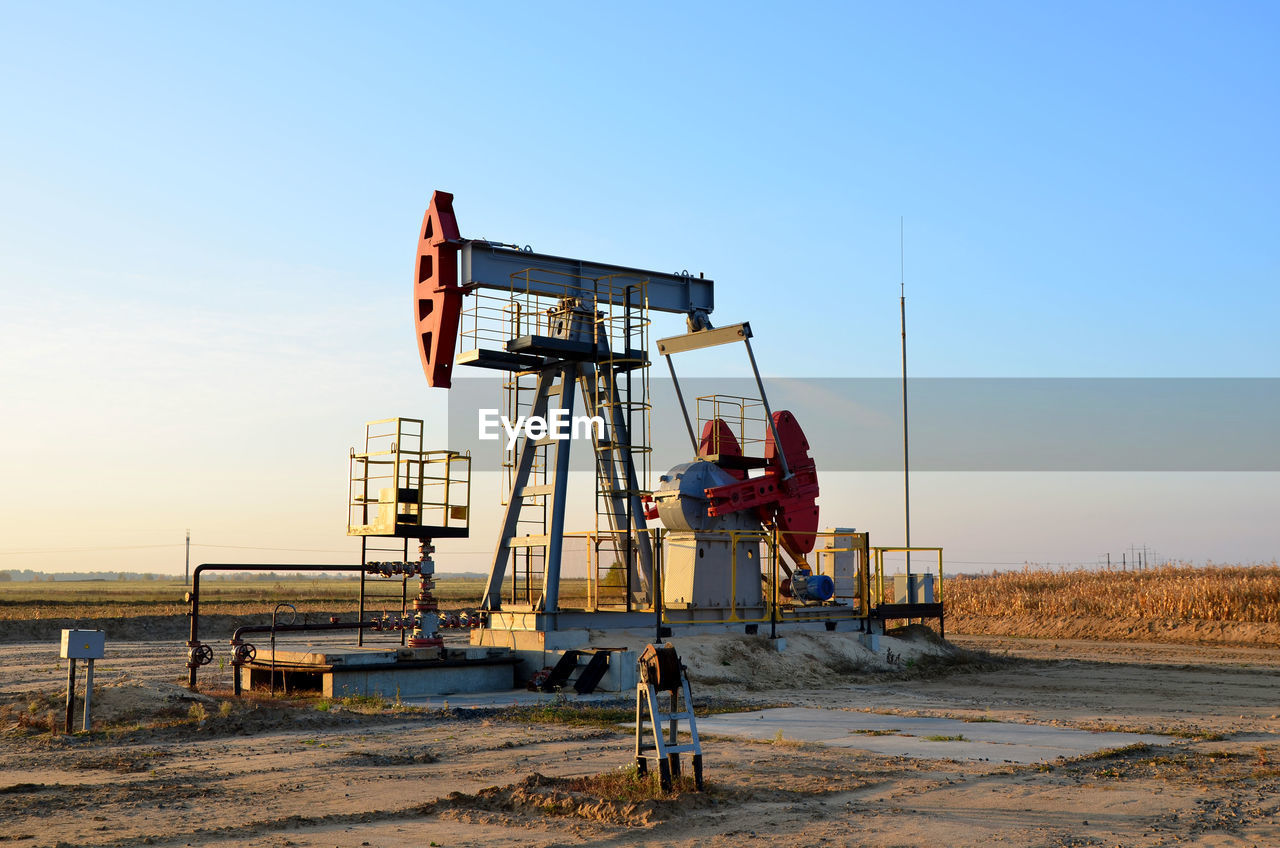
top-left (871, 546), bottom-right (944, 607)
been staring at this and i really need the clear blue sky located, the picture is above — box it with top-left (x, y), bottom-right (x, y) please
top-left (1, 2), bottom-right (1276, 574)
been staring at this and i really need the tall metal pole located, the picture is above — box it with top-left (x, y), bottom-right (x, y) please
top-left (770, 527), bottom-right (778, 640)
top-left (654, 530), bottom-right (664, 645)
top-left (900, 218), bottom-right (912, 598)
top-left (82, 659), bottom-right (94, 732)
top-left (185, 529), bottom-right (190, 585)
top-left (64, 657), bottom-right (76, 733)
top-left (358, 537), bottom-right (367, 646)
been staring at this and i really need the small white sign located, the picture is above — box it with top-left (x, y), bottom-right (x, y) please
top-left (60, 629), bottom-right (105, 660)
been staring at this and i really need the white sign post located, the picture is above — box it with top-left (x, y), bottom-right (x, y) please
top-left (59, 629), bottom-right (105, 733)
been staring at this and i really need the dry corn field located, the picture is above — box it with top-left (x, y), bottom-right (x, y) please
top-left (946, 563), bottom-right (1280, 623)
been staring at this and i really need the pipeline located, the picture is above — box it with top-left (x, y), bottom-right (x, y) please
top-left (229, 619), bottom-right (386, 696)
top-left (185, 562), bottom-right (430, 689)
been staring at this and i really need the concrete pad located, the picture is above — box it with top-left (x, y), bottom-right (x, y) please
top-left (695, 707), bottom-right (1167, 764)
top-left (401, 688), bottom-right (626, 710)
top-left (327, 661), bottom-right (515, 699)
top-left (254, 646), bottom-right (435, 666)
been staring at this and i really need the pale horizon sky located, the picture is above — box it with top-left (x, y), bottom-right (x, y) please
top-left (1, 2), bottom-right (1277, 576)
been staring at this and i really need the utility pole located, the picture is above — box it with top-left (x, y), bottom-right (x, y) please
top-left (900, 217), bottom-right (912, 596)
top-left (185, 529), bottom-right (190, 585)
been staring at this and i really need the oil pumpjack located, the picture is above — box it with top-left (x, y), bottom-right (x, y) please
top-left (190, 192), bottom-right (943, 699)
top-left (411, 191), bottom-right (943, 658)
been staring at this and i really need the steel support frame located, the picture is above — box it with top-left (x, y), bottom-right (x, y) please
top-left (481, 366), bottom-right (562, 611)
top-left (578, 362), bottom-right (655, 598)
top-left (480, 360), bottom-right (655, 616)
top-left (480, 361), bottom-right (653, 617)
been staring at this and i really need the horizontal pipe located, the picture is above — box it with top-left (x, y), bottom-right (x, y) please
top-left (231, 620), bottom-right (380, 643)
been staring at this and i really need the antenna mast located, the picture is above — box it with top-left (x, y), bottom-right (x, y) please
top-left (900, 218), bottom-right (911, 587)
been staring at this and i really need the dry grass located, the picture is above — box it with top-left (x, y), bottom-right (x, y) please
top-left (561, 766), bottom-right (703, 802)
top-left (0, 578), bottom-right (363, 620)
top-left (946, 563), bottom-right (1280, 623)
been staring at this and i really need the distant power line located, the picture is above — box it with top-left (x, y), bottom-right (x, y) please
top-left (945, 559), bottom-right (1095, 566)
top-left (0, 542), bottom-right (350, 556)
top-left (0, 545), bottom-right (1154, 567)
top-left (195, 543), bottom-right (353, 554)
top-left (0, 544), bottom-right (183, 556)
top-left (0, 541), bottom-right (495, 557)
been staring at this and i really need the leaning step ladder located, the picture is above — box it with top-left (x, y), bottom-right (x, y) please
top-left (635, 670), bottom-right (704, 790)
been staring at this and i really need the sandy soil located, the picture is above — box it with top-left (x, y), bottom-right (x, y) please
top-left (2, 633), bottom-right (1279, 847)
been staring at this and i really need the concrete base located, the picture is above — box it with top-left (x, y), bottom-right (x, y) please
top-left (323, 659), bottom-right (515, 699)
top-left (471, 605), bottom-right (881, 689)
top-left (468, 626), bottom-right (637, 692)
top-left (252, 645), bottom-right (439, 667)
top-left (239, 645), bottom-right (519, 699)
top-left (698, 707), bottom-right (1168, 764)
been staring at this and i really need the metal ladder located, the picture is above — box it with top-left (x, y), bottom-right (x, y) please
top-left (503, 371), bottom-right (550, 606)
top-left (580, 361), bottom-right (654, 608)
top-left (486, 364), bottom-right (576, 611)
top-left (635, 672), bottom-right (704, 791)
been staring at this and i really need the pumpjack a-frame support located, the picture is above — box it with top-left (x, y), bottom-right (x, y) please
top-left (479, 344), bottom-right (655, 614)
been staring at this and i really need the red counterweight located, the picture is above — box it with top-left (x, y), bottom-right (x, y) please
top-left (414, 191), bottom-right (464, 388)
top-left (765, 410), bottom-right (821, 556)
top-left (703, 410), bottom-right (820, 562)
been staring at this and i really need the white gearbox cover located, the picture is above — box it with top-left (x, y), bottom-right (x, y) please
top-left (654, 459), bottom-right (745, 533)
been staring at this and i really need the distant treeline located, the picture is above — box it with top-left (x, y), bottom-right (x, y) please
top-left (0, 569), bottom-right (487, 582)
top-left (0, 570), bottom-right (170, 582)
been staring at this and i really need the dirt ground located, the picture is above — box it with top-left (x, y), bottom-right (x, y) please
top-left (2, 632), bottom-right (1279, 848)
top-left (948, 614), bottom-right (1280, 649)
